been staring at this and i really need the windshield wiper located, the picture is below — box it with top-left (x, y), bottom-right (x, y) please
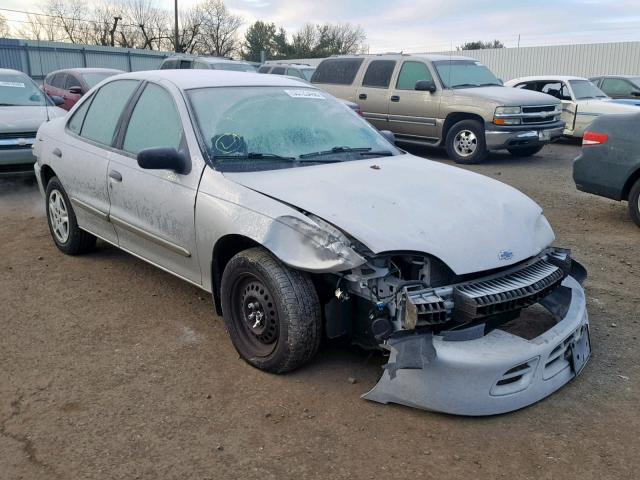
top-left (214, 152), bottom-right (296, 160)
top-left (0, 103), bottom-right (18, 106)
top-left (299, 146), bottom-right (394, 159)
top-left (478, 83), bottom-right (501, 87)
top-left (451, 83), bottom-right (479, 89)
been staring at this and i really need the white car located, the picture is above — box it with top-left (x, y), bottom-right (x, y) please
top-left (505, 75), bottom-right (638, 137)
top-left (33, 70), bottom-right (590, 415)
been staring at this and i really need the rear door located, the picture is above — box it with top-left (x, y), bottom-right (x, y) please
top-left (56, 79), bottom-right (141, 243)
top-left (388, 60), bottom-right (440, 140)
top-left (106, 81), bottom-right (203, 284)
top-left (356, 59), bottom-right (396, 130)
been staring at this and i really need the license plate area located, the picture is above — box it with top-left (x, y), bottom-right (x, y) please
top-left (569, 325), bottom-right (591, 375)
top-left (538, 130), bottom-right (551, 141)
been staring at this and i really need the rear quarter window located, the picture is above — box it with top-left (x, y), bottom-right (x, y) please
top-left (311, 58), bottom-right (364, 85)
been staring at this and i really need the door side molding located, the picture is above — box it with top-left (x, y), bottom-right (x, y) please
top-left (110, 215), bottom-right (192, 258)
top-left (70, 197), bottom-right (109, 221)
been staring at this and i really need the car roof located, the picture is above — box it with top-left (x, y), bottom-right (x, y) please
top-left (109, 69), bottom-right (317, 90)
top-left (0, 68), bottom-right (28, 76)
top-left (593, 74), bottom-right (639, 79)
top-left (265, 63), bottom-right (314, 68)
top-left (507, 75), bottom-right (587, 84)
top-left (327, 53), bottom-right (475, 62)
top-left (46, 68), bottom-right (124, 76)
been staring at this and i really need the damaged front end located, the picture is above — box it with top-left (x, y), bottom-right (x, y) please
top-left (328, 247), bottom-right (590, 416)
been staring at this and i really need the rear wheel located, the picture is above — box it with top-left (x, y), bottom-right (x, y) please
top-left (628, 178), bottom-right (640, 227)
top-left (445, 119), bottom-right (488, 164)
top-left (220, 247), bottom-right (321, 373)
top-left (507, 145), bottom-right (544, 157)
top-left (45, 176), bottom-right (96, 255)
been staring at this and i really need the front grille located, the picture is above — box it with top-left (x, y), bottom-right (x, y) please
top-left (522, 115), bottom-right (557, 124)
top-left (522, 105), bottom-right (557, 114)
top-left (453, 258), bottom-right (566, 321)
top-left (491, 358), bottom-right (538, 396)
top-left (0, 131), bottom-right (37, 139)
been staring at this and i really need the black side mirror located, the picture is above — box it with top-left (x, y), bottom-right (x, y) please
top-left (137, 147), bottom-right (188, 174)
top-left (69, 86), bottom-right (83, 95)
top-left (415, 80), bottom-right (436, 93)
top-left (379, 130), bottom-right (396, 144)
top-left (497, 78), bottom-right (504, 85)
top-left (49, 95), bottom-right (64, 106)
top-left (631, 91), bottom-right (640, 98)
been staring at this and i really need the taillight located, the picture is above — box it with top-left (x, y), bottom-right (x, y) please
top-left (583, 131), bottom-right (608, 146)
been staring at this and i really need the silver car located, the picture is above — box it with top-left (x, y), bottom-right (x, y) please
top-left (34, 70), bottom-right (590, 415)
top-left (0, 68), bottom-right (66, 176)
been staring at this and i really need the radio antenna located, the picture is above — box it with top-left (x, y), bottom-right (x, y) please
top-left (36, 38), bottom-right (50, 122)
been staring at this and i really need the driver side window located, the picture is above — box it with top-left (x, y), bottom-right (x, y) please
top-left (396, 61), bottom-right (433, 90)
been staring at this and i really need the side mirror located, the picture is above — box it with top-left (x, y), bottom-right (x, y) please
top-left (49, 95), bottom-right (64, 106)
top-left (631, 91), bottom-right (640, 98)
top-left (498, 78), bottom-right (504, 85)
top-left (415, 80), bottom-right (436, 93)
top-left (379, 130), bottom-right (396, 144)
top-left (137, 147), bottom-right (188, 174)
top-left (69, 86), bottom-right (83, 95)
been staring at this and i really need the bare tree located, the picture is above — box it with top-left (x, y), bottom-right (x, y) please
top-left (44, 0), bottom-right (89, 44)
top-left (15, 13), bottom-right (60, 41)
top-left (197, 0), bottom-right (242, 56)
top-left (0, 14), bottom-right (9, 38)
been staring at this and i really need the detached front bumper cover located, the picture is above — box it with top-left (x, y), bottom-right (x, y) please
top-left (363, 274), bottom-right (590, 416)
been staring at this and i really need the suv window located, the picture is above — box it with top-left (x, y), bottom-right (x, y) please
top-left (396, 61), bottom-right (433, 90)
top-left (287, 68), bottom-right (303, 78)
top-left (80, 80), bottom-right (139, 146)
top-left (193, 60), bottom-right (210, 69)
top-left (179, 60), bottom-right (192, 69)
top-left (362, 60), bottom-right (396, 88)
top-left (271, 67), bottom-right (286, 75)
top-left (160, 59), bottom-right (178, 70)
top-left (65, 74), bottom-right (81, 90)
top-left (601, 78), bottom-right (634, 96)
top-left (67, 96), bottom-right (92, 134)
top-left (311, 58), bottom-right (364, 85)
top-left (258, 66), bottom-right (271, 73)
top-left (122, 83), bottom-right (183, 155)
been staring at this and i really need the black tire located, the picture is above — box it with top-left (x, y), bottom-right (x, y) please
top-left (507, 145), bottom-right (544, 157)
top-left (45, 176), bottom-right (96, 255)
top-left (220, 247), bottom-right (321, 373)
top-left (445, 119), bottom-right (488, 164)
top-left (628, 178), bottom-right (640, 227)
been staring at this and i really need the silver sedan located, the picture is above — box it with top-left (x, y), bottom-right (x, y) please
top-left (34, 70), bottom-right (589, 415)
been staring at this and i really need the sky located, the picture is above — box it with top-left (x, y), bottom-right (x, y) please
top-left (2, 0), bottom-right (639, 52)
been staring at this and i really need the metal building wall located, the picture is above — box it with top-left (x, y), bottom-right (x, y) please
top-left (0, 39), bottom-right (170, 80)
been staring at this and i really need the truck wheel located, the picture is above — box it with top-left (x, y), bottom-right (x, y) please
top-left (628, 179), bottom-right (640, 227)
top-left (45, 176), bottom-right (96, 255)
top-left (445, 119), bottom-right (488, 164)
top-left (221, 247), bottom-right (321, 373)
top-left (507, 145), bottom-right (544, 157)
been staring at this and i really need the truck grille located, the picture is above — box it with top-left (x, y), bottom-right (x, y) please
top-left (0, 131), bottom-right (37, 150)
top-left (453, 258), bottom-right (566, 321)
top-left (522, 105), bottom-right (556, 114)
top-left (520, 105), bottom-right (559, 125)
top-left (0, 131), bottom-right (37, 139)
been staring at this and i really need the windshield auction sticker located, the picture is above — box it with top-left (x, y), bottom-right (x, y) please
top-left (0, 81), bottom-right (26, 88)
top-left (284, 89), bottom-right (325, 99)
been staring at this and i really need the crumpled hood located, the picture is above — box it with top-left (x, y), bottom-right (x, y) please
top-left (224, 155), bottom-right (555, 275)
top-left (0, 106), bottom-right (66, 133)
top-left (454, 86), bottom-right (559, 106)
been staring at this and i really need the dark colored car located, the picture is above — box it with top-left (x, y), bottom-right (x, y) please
top-left (43, 68), bottom-right (123, 110)
top-left (590, 75), bottom-right (640, 100)
top-left (573, 112), bottom-right (640, 226)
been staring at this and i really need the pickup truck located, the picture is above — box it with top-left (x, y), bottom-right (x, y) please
top-left (311, 54), bottom-right (565, 164)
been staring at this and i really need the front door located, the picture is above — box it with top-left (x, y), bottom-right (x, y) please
top-left (356, 59), bottom-right (397, 130)
top-left (107, 81), bottom-right (203, 284)
top-left (388, 60), bottom-right (440, 140)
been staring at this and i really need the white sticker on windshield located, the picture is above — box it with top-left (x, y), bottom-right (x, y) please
top-left (0, 81), bottom-right (26, 88)
top-left (284, 89), bottom-right (325, 99)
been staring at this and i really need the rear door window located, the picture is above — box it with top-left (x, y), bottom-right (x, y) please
top-left (160, 59), bottom-right (178, 70)
top-left (258, 66), bottom-right (271, 73)
top-left (311, 58), bottom-right (364, 85)
top-left (362, 60), bottom-right (396, 88)
top-left (80, 80), bottom-right (139, 146)
top-left (271, 67), bottom-right (286, 75)
top-left (601, 78), bottom-right (634, 96)
top-left (396, 61), bottom-right (433, 90)
top-left (179, 60), bottom-right (192, 69)
top-left (287, 68), bottom-right (303, 78)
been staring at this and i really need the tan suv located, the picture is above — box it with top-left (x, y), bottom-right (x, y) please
top-left (311, 54), bottom-right (565, 163)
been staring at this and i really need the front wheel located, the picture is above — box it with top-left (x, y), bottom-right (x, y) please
top-left (445, 119), bottom-right (489, 164)
top-left (45, 176), bottom-right (96, 255)
top-left (220, 247), bottom-right (321, 373)
top-left (507, 145), bottom-right (544, 157)
top-left (628, 178), bottom-right (640, 227)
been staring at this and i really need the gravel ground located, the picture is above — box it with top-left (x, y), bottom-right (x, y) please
top-left (1, 140), bottom-right (639, 480)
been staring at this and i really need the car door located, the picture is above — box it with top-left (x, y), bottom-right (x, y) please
top-left (601, 78), bottom-right (636, 99)
top-left (106, 81), bottom-right (203, 284)
top-left (355, 59), bottom-right (396, 131)
top-left (63, 73), bottom-right (83, 110)
top-left (388, 60), bottom-right (440, 140)
top-left (56, 79), bottom-right (141, 243)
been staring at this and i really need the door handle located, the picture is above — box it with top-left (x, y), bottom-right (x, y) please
top-left (390, 95), bottom-right (400, 102)
top-left (359, 93), bottom-right (367, 100)
top-left (52, 147), bottom-right (62, 158)
top-left (109, 170), bottom-right (122, 182)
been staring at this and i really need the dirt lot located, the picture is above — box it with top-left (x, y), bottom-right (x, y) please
top-left (1, 140), bottom-right (639, 480)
